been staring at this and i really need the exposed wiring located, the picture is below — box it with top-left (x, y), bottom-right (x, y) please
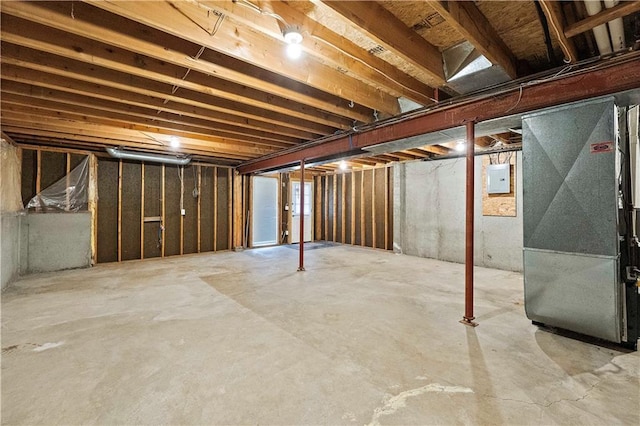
top-left (177, 165), bottom-right (185, 212)
top-left (538, 0), bottom-right (574, 64)
top-left (233, 0), bottom-right (287, 26)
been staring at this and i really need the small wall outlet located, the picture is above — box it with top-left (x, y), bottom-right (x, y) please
top-left (285, 230), bottom-right (289, 236)
top-left (181, 208), bottom-right (186, 216)
top-left (284, 204), bottom-right (289, 211)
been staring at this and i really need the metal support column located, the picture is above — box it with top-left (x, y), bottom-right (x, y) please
top-left (461, 120), bottom-right (478, 327)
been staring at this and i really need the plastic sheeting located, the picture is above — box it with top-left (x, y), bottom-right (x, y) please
top-left (26, 156), bottom-right (88, 212)
top-left (0, 139), bottom-right (24, 213)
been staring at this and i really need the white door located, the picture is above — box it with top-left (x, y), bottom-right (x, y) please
top-left (252, 176), bottom-right (278, 247)
top-left (290, 180), bottom-right (313, 243)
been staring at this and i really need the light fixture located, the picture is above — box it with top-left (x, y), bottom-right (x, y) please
top-left (283, 25), bottom-right (303, 59)
top-left (455, 141), bottom-right (466, 152)
top-left (339, 160), bottom-right (348, 171)
top-left (170, 136), bottom-right (180, 148)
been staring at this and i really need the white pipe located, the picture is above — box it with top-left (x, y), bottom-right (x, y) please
top-left (583, 0), bottom-right (613, 55)
top-left (106, 147), bottom-right (191, 165)
top-left (603, 0), bottom-right (626, 51)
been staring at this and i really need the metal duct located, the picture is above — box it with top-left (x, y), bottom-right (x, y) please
top-left (442, 41), bottom-right (511, 94)
top-left (523, 97), bottom-right (621, 342)
top-left (604, 0), bottom-right (626, 51)
top-left (584, 0), bottom-right (613, 55)
top-left (106, 147), bottom-right (191, 165)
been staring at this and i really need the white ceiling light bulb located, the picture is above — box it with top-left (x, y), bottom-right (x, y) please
top-left (339, 160), bottom-right (348, 171)
top-left (286, 43), bottom-right (302, 59)
top-left (283, 25), bottom-right (303, 59)
top-left (455, 141), bottom-right (466, 152)
top-left (170, 136), bottom-right (180, 148)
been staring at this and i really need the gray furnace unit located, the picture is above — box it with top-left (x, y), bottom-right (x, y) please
top-left (523, 97), bottom-right (639, 348)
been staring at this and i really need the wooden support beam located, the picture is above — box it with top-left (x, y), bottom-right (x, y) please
top-left (1, 0), bottom-right (373, 123)
top-left (384, 166), bottom-right (389, 251)
top-left (320, 0), bottom-right (445, 84)
top-left (227, 168), bottom-right (233, 250)
top-left (372, 169), bottom-right (376, 249)
top-left (65, 153), bottom-right (71, 211)
top-left (565, 1), bottom-right (640, 38)
top-left (85, 0), bottom-right (399, 115)
top-left (429, 1), bottom-right (517, 79)
top-left (197, 166), bottom-right (202, 253)
top-left (35, 149), bottom-right (42, 194)
top-left (162, 164), bottom-right (166, 258)
top-left (341, 174), bottom-right (346, 244)
top-left (207, 0), bottom-right (436, 106)
top-left (332, 175), bottom-right (337, 242)
top-left (232, 171), bottom-right (243, 249)
top-left (351, 171), bottom-right (356, 245)
top-left (117, 159), bottom-right (123, 262)
top-left (180, 166), bottom-right (184, 256)
top-left (141, 162), bottom-right (145, 260)
top-left (539, 0), bottom-right (579, 63)
top-left (88, 154), bottom-right (99, 265)
top-left (213, 167), bottom-right (218, 252)
top-left (324, 176), bottom-right (329, 241)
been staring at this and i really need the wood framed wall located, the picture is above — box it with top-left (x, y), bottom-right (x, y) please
top-left (96, 158), bottom-right (233, 263)
top-left (313, 165), bottom-right (393, 250)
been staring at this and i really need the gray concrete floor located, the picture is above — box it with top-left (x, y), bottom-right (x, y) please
top-left (1, 244), bottom-right (639, 425)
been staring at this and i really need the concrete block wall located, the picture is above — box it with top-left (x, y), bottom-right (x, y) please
top-left (393, 152), bottom-right (523, 272)
top-left (20, 212), bottom-right (92, 274)
top-left (1, 213), bottom-right (22, 290)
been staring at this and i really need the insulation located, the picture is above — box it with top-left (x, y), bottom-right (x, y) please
top-left (121, 161), bottom-right (141, 261)
top-left (363, 170), bottom-right (373, 247)
top-left (143, 163), bottom-right (162, 259)
top-left (164, 164), bottom-right (181, 256)
top-left (40, 151), bottom-right (66, 191)
top-left (199, 166), bottom-right (214, 252)
top-left (1, 140), bottom-right (23, 213)
top-left (344, 174), bottom-right (352, 244)
top-left (183, 165), bottom-right (198, 254)
top-left (374, 168), bottom-right (386, 249)
top-left (335, 174), bottom-right (343, 243)
top-left (97, 158), bottom-right (118, 263)
top-left (216, 168), bottom-right (230, 251)
top-left (353, 171), bottom-right (362, 246)
top-left (327, 175), bottom-right (334, 241)
top-left (20, 149), bottom-right (36, 207)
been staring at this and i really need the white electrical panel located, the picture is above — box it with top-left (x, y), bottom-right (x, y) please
top-left (487, 163), bottom-right (510, 194)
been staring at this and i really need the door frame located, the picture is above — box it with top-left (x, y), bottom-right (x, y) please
top-left (288, 178), bottom-right (314, 244)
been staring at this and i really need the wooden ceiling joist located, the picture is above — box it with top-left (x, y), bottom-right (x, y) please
top-left (1, 79), bottom-right (310, 144)
top-left (1, 92), bottom-right (297, 148)
top-left (565, 0), bottom-right (640, 38)
top-left (204, 0), bottom-right (436, 106)
top-left (83, 0), bottom-right (399, 115)
top-left (0, 113), bottom-right (272, 159)
top-left (319, 0), bottom-right (445, 85)
top-left (428, 1), bottom-right (517, 79)
top-left (538, 0), bottom-right (578, 63)
top-left (0, 0), bottom-right (375, 123)
top-left (0, 46), bottom-right (331, 138)
top-left (0, 17), bottom-right (351, 131)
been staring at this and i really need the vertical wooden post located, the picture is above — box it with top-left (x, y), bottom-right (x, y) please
top-left (332, 174), bottom-right (337, 242)
top-left (36, 149), bottom-right (42, 194)
top-left (141, 163), bottom-right (145, 260)
top-left (324, 176), bottom-right (328, 241)
top-left (247, 176), bottom-right (253, 248)
top-left (360, 170), bottom-right (365, 247)
top-left (65, 153), bottom-right (71, 211)
top-left (213, 166), bottom-right (218, 252)
top-left (232, 170), bottom-right (243, 250)
top-left (117, 159), bottom-right (123, 262)
top-left (161, 164), bottom-right (165, 258)
top-left (228, 168), bottom-right (232, 250)
top-left (341, 173), bottom-right (346, 243)
top-left (180, 166), bottom-right (184, 255)
top-left (298, 159), bottom-right (305, 272)
top-left (372, 168), bottom-right (376, 249)
top-left (197, 165), bottom-right (202, 253)
top-left (351, 171), bottom-right (356, 245)
top-left (384, 166), bottom-right (389, 250)
top-left (88, 154), bottom-right (99, 265)
top-left (461, 120), bottom-right (478, 327)
top-left (315, 176), bottom-right (322, 241)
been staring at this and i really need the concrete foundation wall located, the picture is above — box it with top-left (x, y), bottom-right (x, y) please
top-left (394, 152), bottom-right (523, 272)
top-left (1, 213), bottom-right (22, 290)
top-left (20, 213), bottom-right (92, 274)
